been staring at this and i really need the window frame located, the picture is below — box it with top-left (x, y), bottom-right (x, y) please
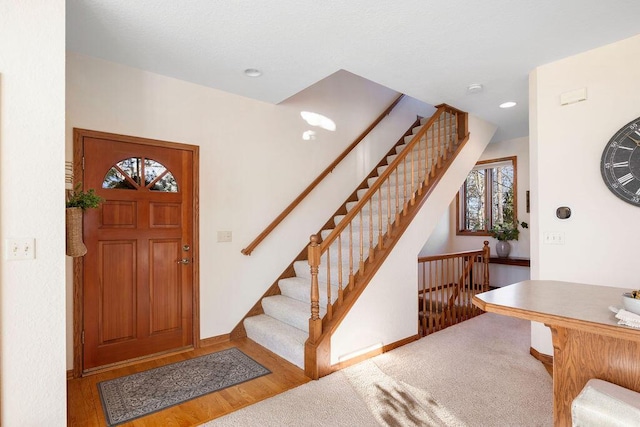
top-left (456, 156), bottom-right (518, 236)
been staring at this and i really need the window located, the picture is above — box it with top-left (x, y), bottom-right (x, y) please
top-left (457, 156), bottom-right (517, 235)
top-left (102, 157), bottom-right (178, 192)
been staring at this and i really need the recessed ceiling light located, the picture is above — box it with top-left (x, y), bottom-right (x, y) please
top-left (467, 83), bottom-right (483, 94)
top-left (499, 101), bottom-right (517, 109)
top-left (244, 68), bottom-right (262, 77)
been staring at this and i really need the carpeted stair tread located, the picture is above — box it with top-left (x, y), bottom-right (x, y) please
top-left (278, 276), bottom-right (339, 307)
top-left (262, 295), bottom-right (325, 333)
top-left (244, 314), bottom-right (306, 369)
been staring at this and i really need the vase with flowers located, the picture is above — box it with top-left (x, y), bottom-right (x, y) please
top-left (489, 220), bottom-right (528, 258)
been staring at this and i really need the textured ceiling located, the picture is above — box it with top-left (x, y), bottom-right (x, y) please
top-left (66, 0), bottom-right (640, 142)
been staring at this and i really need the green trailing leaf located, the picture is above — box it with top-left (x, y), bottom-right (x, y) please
top-left (66, 183), bottom-right (103, 210)
top-left (489, 220), bottom-right (528, 241)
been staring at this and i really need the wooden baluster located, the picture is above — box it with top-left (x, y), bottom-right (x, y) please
top-left (326, 249), bottom-right (332, 320)
top-left (452, 257), bottom-right (457, 325)
top-left (460, 256), bottom-right (465, 322)
top-left (394, 174), bottom-right (400, 227)
top-left (447, 111), bottom-right (452, 154)
top-left (358, 210), bottom-right (364, 275)
top-left (402, 155), bottom-right (408, 215)
top-left (377, 188), bottom-right (383, 250)
top-left (424, 130), bottom-right (430, 187)
top-left (464, 256), bottom-right (471, 321)
top-left (308, 235), bottom-right (322, 343)
top-left (348, 223), bottom-right (354, 290)
top-left (431, 261), bottom-right (442, 332)
top-left (450, 110), bottom-right (455, 151)
top-left (337, 234), bottom-right (343, 305)
top-left (440, 259), bottom-right (446, 331)
top-left (368, 198), bottom-right (374, 262)
top-left (386, 176), bottom-right (392, 233)
top-left (417, 135), bottom-right (423, 196)
top-left (473, 255), bottom-right (480, 316)
top-left (437, 116), bottom-right (442, 168)
top-left (410, 147), bottom-right (416, 206)
top-left (430, 124), bottom-right (437, 178)
top-left (453, 257), bottom-right (458, 325)
top-left (419, 261), bottom-right (424, 336)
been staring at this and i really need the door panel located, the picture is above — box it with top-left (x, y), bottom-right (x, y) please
top-left (149, 239), bottom-right (182, 334)
top-left (99, 240), bottom-right (136, 344)
top-left (80, 133), bottom-right (196, 372)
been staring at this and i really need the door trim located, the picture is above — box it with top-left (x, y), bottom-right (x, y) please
top-left (72, 128), bottom-right (200, 378)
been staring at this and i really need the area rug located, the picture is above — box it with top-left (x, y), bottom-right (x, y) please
top-left (98, 347), bottom-right (270, 426)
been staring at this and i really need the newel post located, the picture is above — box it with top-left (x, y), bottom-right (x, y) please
top-left (482, 240), bottom-right (490, 291)
top-left (308, 234), bottom-right (322, 343)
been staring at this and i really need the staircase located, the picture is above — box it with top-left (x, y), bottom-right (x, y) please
top-left (238, 106), bottom-right (468, 374)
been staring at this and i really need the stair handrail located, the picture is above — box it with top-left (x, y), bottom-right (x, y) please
top-left (241, 94), bottom-right (405, 256)
top-left (307, 103), bottom-right (469, 363)
top-left (317, 104), bottom-right (465, 255)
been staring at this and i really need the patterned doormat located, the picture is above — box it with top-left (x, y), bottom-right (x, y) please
top-left (98, 347), bottom-right (271, 425)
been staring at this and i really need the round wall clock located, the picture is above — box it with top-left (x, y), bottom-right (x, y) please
top-left (600, 116), bottom-right (640, 206)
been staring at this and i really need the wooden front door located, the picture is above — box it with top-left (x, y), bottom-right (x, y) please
top-left (76, 129), bottom-right (198, 372)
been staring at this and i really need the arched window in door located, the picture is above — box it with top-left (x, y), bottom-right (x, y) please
top-left (102, 157), bottom-right (178, 192)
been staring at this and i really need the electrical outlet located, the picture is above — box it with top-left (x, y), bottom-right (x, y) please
top-left (5, 238), bottom-right (36, 260)
top-left (217, 231), bottom-right (232, 243)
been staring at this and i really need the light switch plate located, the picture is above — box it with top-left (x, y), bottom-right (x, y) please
top-left (543, 232), bottom-right (565, 245)
top-left (5, 238), bottom-right (36, 260)
top-left (217, 231), bottom-right (232, 243)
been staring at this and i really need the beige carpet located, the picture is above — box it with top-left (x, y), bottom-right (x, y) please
top-left (204, 313), bottom-right (553, 426)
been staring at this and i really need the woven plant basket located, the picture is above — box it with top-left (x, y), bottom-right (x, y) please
top-left (66, 207), bottom-right (87, 257)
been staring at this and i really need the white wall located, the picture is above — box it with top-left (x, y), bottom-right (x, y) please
top-left (420, 137), bottom-right (531, 287)
top-left (0, 1), bottom-right (67, 425)
top-left (66, 54), bottom-right (435, 368)
top-left (332, 115), bottom-right (497, 364)
top-left (530, 34), bottom-right (640, 354)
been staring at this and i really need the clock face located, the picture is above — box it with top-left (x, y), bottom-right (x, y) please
top-left (601, 116), bottom-right (640, 206)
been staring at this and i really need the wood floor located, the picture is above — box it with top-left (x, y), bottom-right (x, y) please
top-left (67, 338), bottom-right (310, 426)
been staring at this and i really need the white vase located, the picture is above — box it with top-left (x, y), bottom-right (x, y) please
top-left (495, 241), bottom-right (511, 258)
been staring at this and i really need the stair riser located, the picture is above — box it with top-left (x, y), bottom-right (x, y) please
top-left (278, 277), bottom-right (339, 307)
top-left (262, 296), bottom-right (327, 333)
top-left (244, 316), bottom-right (306, 369)
top-left (294, 260), bottom-right (354, 284)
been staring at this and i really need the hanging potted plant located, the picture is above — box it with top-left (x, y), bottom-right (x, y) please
top-left (66, 183), bottom-right (103, 257)
top-left (489, 220), bottom-right (528, 258)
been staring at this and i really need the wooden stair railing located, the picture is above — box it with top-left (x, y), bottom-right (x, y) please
top-left (229, 113), bottom-right (424, 342)
top-left (418, 242), bottom-right (490, 336)
top-left (305, 104), bottom-right (469, 378)
top-left (241, 94), bottom-right (405, 256)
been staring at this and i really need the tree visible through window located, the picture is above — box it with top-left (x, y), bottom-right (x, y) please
top-left (102, 157), bottom-right (178, 192)
top-left (457, 157), bottom-right (517, 235)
